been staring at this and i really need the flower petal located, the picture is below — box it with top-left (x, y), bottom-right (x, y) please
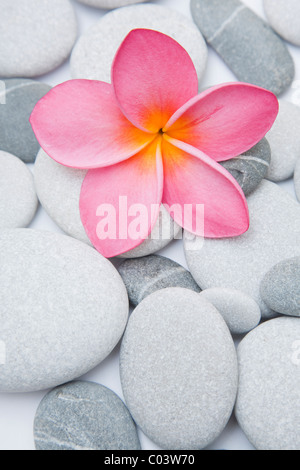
top-left (165, 83), bottom-right (279, 162)
top-left (80, 139), bottom-right (164, 258)
top-left (112, 29), bottom-right (199, 133)
top-left (162, 137), bottom-right (249, 238)
top-left (30, 80), bottom-right (154, 169)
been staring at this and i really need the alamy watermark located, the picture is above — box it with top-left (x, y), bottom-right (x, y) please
top-left (291, 340), bottom-right (300, 366)
top-left (0, 341), bottom-right (6, 365)
top-left (0, 80), bottom-right (6, 104)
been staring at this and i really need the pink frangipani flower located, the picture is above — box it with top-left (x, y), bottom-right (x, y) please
top-left (30, 29), bottom-right (278, 258)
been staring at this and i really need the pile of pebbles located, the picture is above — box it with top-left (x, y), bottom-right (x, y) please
top-left (0, 0), bottom-right (299, 451)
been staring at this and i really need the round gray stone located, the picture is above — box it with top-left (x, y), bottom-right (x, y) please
top-left (221, 138), bottom-right (271, 196)
top-left (0, 0), bottom-right (77, 78)
top-left (260, 257), bottom-right (300, 317)
top-left (199, 288), bottom-right (261, 335)
top-left (266, 101), bottom-right (300, 182)
top-left (236, 317), bottom-right (300, 450)
top-left (120, 288), bottom-right (238, 450)
top-left (0, 229), bottom-right (128, 392)
top-left (35, 149), bottom-right (181, 258)
top-left (34, 381), bottom-right (141, 450)
top-left (76, 0), bottom-right (147, 9)
top-left (294, 158), bottom-right (300, 201)
top-left (190, 0), bottom-right (294, 96)
top-left (264, 0), bottom-right (300, 46)
top-left (70, 4), bottom-right (207, 83)
top-left (0, 151), bottom-right (38, 229)
top-left (184, 180), bottom-right (300, 319)
top-left (0, 79), bottom-right (51, 163)
top-left (118, 255), bottom-right (201, 307)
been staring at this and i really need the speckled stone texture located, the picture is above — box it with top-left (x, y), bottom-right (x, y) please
top-left (0, 0), bottom-right (77, 78)
top-left (71, 4), bottom-right (207, 83)
top-left (76, 0), bottom-right (147, 9)
top-left (120, 288), bottom-right (238, 450)
top-left (184, 180), bottom-right (300, 319)
top-left (118, 255), bottom-right (201, 307)
top-left (260, 257), bottom-right (300, 317)
top-left (236, 317), bottom-right (300, 450)
top-left (191, 0), bottom-right (294, 95)
top-left (221, 138), bottom-right (271, 196)
top-left (0, 151), bottom-right (38, 228)
top-left (264, 0), bottom-right (300, 46)
top-left (34, 381), bottom-right (141, 450)
top-left (0, 230), bottom-right (128, 392)
top-left (0, 79), bottom-right (51, 163)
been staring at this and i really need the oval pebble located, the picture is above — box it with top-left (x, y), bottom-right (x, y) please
top-left (260, 257), bottom-right (300, 317)
top-left (266, 101), bottom-right (300, 182)
top-left (119, 255), bottom-right (201, 307)
top-left (0, 0), bottom-right (77, 78)
top-left (34, 381), bottom-right (141, 451)
top-left (120, 288), bottom-right (238, 450)
top-left (76, 0), bottom-right (147, 9)
top-left (70, 4), bottom-right (207, 83)
top-left (191, 0), bottom-right (294, 96)
top-left (35, 149), bottom-right (181, 258)
top-left (199, 288), bottom-right (261, 335)
top-left (0, 229), bottom-right (128, 392)
top-left (264, 0), bottom-right (300, 46)
top-left (0, 79), bottom-right (51, 163)
top-left (184, 180), bottom-right (300, 319)
top-left (236, 317), bottom-right (300, 450)
top-left (0, 151), bottom-right (38, 229)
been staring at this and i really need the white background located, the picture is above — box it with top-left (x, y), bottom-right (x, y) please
top-left (0, 0), bottom-right (299, 451)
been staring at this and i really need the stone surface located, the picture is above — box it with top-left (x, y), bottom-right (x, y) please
top-left (0, 151), bottom-right (38, 229)
top-left (0, 229), bottom-right (128, 392)
top-left (264, 0), bottom-right (300, 46)
top-left (260, 257), bottom-right (300, 317)
top-left (221, 138), bottom-right (271, 196)
top-left (184, 180), bottom-right (300, 319)
top-left (35, 149), bottom-right (181, 257)
top-left (191, 0), bottom-right (294, 95)
top-left (199, 288), bottom-right (261, 335)
top-left (236, 317), bottom-right (300, 450)
top-left (120, 288), bottom-right (238, 450)
top-left (34, 381), bottom-right (141, 450)
top-left (118, 255), bottom-right (201, 307)
top-left (76, 0), bottom-right (147, 9)
top-left (266, 101), bottom-right (300, 182)
top-left (0, 0), bottom-right (77, 78)
top-left (0, 79), bottom-right (51, 163)
top-left (71, 4), bottom-right (207, 83)
top-left (294, 158), bottom-right (300, 201)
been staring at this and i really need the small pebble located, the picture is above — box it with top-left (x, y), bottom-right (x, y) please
top-left (76, 0), bottom-right (147, 9)
top-left (34, 381), bottom-right (141, 451)
top-left (71, 4), bottom-right (207, 83)
top-left (264, 0), bottom-right (300, 46)
top-left (236, 317), bottom-right (300, 450)
top-left (0, 0), bottom-right (77, 78)
top-left (120, 288), bottom-right (238, 450)
top-left (0, 79), bottom-right (51, 163)
top-left (260, 257), bottom-right (300, 317)
top-left (190, 0), bottom-right (294, 95)
top-left (294, 158), bottom-right (300, 201)
top-left (199, 288), bottom-right (261, 335)
top-left (118, 255), bottom-right (201, 307)
top-left (0, 151), bottom-right (38, 229)
top-left (221, 138), bottom-right (271, 196)
top-left (266, 101), bottom-right (300, 182)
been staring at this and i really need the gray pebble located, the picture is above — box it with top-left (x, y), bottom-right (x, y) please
top-left (0, 151), bottom-right (38, 229)
top-left (0, 229), bottom-right (128, 392)
top-left (199, 288), bottom-right (261, 335)
top-left (294, 158), bottom-right (300, 201)
top-left (260, 257), bottom-right (300, 317)
top-left (184, 180), bottom-right (300, 319)
top-left (120, 288), bottom-right (238, 450)
top-left (0, 0), bottom-right (77, 78)
top-left (236, 317), bottom-right (300, 450)
top-left (71, 4), bottom-right (207, 83)
top-left (34, 381), bottom-right (141, 451)
top-left (191, 0), bottom-right (294, 95)
top-left (118, 255), bottom-right (201, 307)
top-left (76, 0), bottom-right (147, 9)
top-left (264, 0), bottom-right (300, 46)
top-left (0, 79), bottom-right (51, 163)
top-left (221, 138), bottom-right (271, 196)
